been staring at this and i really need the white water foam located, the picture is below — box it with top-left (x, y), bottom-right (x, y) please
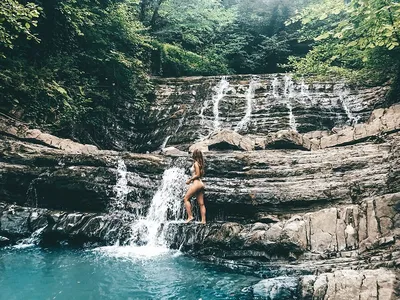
top-left (96, 167), bottom-right (187, 259)
top-left (284, 75), bottom-right (297, 131)
top-left (272, 77), bottom-right (280, 98)
top-left (335, 84), bottom-right (360, 125)
top-left (111, 159), bottom-right (129, 212)
top-left (13, 226), bottom-right (46, 249)
top-left (160, 135), bottom-right (171, 149)
top-left (213, 76), bottom-right (230, 131)
top-left (235, 77), bottom-right (260, 132)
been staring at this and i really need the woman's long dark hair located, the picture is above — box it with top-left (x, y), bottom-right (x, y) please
top-left (192, 149), bottom-right (205, 177)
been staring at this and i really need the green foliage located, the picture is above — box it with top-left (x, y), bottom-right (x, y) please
top-left (155, 42), bottom-right (230, 76)
top-left (287, 0), bottom-right (400, 84)
top-left (0, 0), bottom-right (153, 148)
top-left (155, 0), bottom-right (236, 52)
top-left (0, 0), bottom-right (41, 55)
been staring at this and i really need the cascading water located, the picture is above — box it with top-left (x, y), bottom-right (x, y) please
top-left (97, 167), bottom-right (187, 258)
top-left (13, 226), bottom-right (46, 249)
top-left (300, 77), bottom-right (311, 102)
top-left (283, 75), bottom-right (297, 131)
top-left (160, 114), bottom-right (185, 149)
top-left (128, 167), bottom-right (186, 248)
top-left (235, 77), bottom-right (260, 132)
top-left (272, 77), bottom-right (280, 98)
top-left (199, 99), bottom-right (210, 127)
top-left (335, 85), bottom-right (359, 125)
top-left (175, 114), bottom-right (185, 133)
top-left (111, 159), bottom-right (129, 212)
top-left (213, 76), bottom-right (230, 131)
top-left (160, 135), bottom-right (171, 149)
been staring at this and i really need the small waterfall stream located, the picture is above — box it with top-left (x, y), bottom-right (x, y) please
top-left (14, 226), bottom-right (46, 249)
top-left (283, 75), bottom-right (297, 131)
top-left (111, 159), bottom-right (129, 212)
top-left (272, 77), bottom-right (280, 98)
top-left (213, 76), bottom-right (230, 131)
top-left (98, 166), bottom-right (187, 258)
top-left (335, 85), bottom-right (359, 125)
top-left (235, 77), bottom-right (260, 132)
top-left (198, 76), bottom-right (230, 139)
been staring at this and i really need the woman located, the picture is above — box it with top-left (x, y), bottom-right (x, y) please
top-left (184, 149), bottom-right (206, 224)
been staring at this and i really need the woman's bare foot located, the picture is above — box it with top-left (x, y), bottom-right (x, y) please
top-left (200, 221), bottom-right (206, 224)
top-left (185, 217), bottom-right (194, 223)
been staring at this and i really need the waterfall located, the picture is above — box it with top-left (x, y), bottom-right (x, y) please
top-left (111, 159), bottom-right (129, 212)
top-left (235, 77), bottom-right (260, 132)
top-left (96, 167), bottom-right (187, 258)
top-left (212, 76), bottom-right (230, 130)
top-left (272, 77), bottom-right (280, 98)
top-left (128, 167), bottom-right (186, 248)
top-left (300, 77), bottom-right (311, 100)
top-left (160, 113), bottom-right (185, 149)
top-left (14, 226), bottom-right (46, 249)
top-left (284, 75), bottom-right (297, 131)
top-left (335, 85), bottom-right (359, 125)
top-left (160, 135), bottom-right (171, 149)
top-left (199, 99), bottom-right (210, 127)
top-left (175, 114), bottom-right (185, 133)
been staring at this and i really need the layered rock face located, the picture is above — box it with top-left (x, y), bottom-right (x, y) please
top-left (1, 76), bottom-right (399, 299)
top-left (136, 74), bottom-right (388, 152)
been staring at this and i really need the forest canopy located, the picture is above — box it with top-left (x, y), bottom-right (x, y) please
top-left (1, 0), bottom-right (399, 148)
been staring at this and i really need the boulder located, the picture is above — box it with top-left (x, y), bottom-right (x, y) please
top-left (189, 129), bottom-right (255, 152)
top-left (0, 236), bottom-right (11, 247)
top-left (264, 130), bottom-right (319, 151)
top-left (161, 146), bottom-right (188, 157)
top-left (252, 276), bottom-right (299, 300)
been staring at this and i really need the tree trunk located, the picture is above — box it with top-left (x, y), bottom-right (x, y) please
top-left (150, 0), bottom-right (165, 31)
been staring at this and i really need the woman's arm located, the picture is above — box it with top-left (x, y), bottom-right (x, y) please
top-left (186, 162), bottom-right (201, 184)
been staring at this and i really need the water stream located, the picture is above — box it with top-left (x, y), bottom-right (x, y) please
top-left (97, 167), bottom-right (187, 258)
top-left (283, 75), bottom-right (297, 131)
top-left (235, 77), bottom-right (260, 132)
top-left (111, 159), bottom-right (129, 212)
top-left (212, 76), bottom-right (230, 131)
top-left (335, 84), bottom-right (359, 125)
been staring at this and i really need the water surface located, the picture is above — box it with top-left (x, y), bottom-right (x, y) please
top-left (0, 246), bottom-right (260, 300)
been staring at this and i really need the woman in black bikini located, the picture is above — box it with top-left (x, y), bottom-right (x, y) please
top-left (184, 149), bottom-right (206, 224)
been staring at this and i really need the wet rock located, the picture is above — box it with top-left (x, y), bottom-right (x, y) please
top-left (252, 276), bottom-right (299, 300)
top-left (254, 213), bottom-right (280, 224)
top-left (0, 202), bottom-right (132, 246)
top-left (315, 269), bottom-right (398, 300)
top-left (0, 206), bottom-right (31, 238)
top-left (189, 129), bottom-right (254, 152)
top-left (203, 142), bottom-right (392, 217)
top-left (0, 236), bottom-right (11, 246)
top-left (164, 193), bottom-right (399, 260)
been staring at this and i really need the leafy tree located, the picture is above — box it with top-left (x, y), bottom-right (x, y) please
top-left (0, 0), bottom-right (41, 56)
top-left (287, 0), bottom-right (400, 84)
top-left (0, 0), bottom-right (153, 149)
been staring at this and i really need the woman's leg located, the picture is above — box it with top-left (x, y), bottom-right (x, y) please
top-left (183, 184), bottom-right (198, 222)
top-left (196, 189), bottom-right (206, 224)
